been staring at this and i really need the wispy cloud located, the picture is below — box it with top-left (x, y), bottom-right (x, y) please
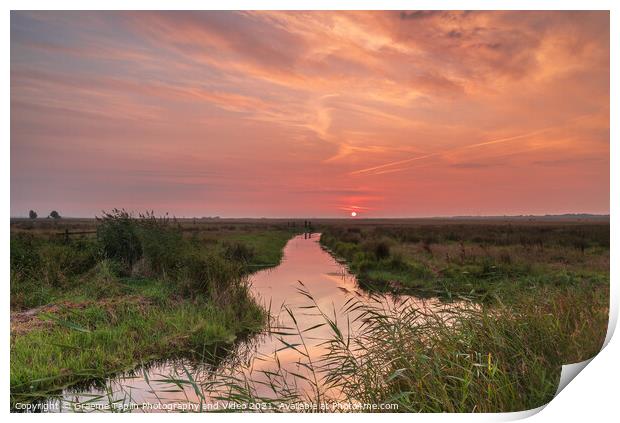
top-left (348, 116), bottom-right (602, 177)
top-left (10, 11), bottom-right (609, 217)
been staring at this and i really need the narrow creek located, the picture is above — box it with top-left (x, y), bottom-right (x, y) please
top-left (47, 233), bottom-right (453, 412)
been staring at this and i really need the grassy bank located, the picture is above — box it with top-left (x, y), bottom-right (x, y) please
top-left (212, 280), bottom-right (608, 412)
top-left (319, 222), bottom-right (609, 300)
top-left (10, 211), bottom-right (295, 404)
top-left (194, 221), bottom-right (608, 412)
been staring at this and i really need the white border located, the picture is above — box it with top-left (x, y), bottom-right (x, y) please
top-left (3, 1), bottom-right (617, 421)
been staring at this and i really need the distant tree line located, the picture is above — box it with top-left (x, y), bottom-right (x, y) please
top-left (28, 210), bottom-right (61, 219)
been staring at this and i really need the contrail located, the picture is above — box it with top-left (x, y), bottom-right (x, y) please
top-left (349, 124), bottom-right (563, 177)
top-left (462, 127), bottom-right (554, 150)
top-left (348, 152), bottom-right (439, 175)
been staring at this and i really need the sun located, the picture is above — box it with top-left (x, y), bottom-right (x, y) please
top-left (350, 211), bottom-right (357, 217)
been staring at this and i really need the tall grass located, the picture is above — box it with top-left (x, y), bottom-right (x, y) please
top-left (316, 285), bottom-right (607, 412)
top-left (129, 280), bottom-right (605, 413)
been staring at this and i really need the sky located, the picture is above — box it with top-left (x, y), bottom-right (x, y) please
top-left (10, 11), bottom-right (609, 218)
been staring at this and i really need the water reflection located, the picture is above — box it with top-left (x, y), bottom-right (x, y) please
top-left (46, 233), bottom-right (457, 412)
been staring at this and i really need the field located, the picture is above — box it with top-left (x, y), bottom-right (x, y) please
top-left (318, 218), bottom-right (609, 299)
top-left (9, 215), bottom-right (610, 412)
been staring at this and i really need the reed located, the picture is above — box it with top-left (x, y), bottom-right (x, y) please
top-left (149, 281), bottom-right (607, 413)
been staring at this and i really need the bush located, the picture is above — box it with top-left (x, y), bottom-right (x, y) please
top-left (136, 212), bottom-right (185, 275)
top-left (97, 209), bottom-right (142, 273)
top-left (97, 210), bottom-right (188, 277)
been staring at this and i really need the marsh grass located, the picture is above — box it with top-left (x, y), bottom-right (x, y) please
top-left (10, 219), bottom-right (609, 413)
top-left (81, 279), bottom-right (604, 413)
top-left (319, 223), bottom-right (609, 300)
top-left (10, 212), bottom-right (298, 407)
top-left (10, 286), bottom-right (266, 404)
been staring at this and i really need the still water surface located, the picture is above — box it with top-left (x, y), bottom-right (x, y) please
top-left (52, 233), bottom-right (448, 411)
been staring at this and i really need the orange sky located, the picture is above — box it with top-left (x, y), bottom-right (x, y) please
top-left (10, 11), bottom-right (609, 217)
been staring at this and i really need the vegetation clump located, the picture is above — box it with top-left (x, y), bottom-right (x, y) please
top-left (96, 209), bottom-right (143, 272)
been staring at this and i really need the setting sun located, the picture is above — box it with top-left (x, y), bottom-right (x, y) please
top-left (7, 9), bottom-right (611, 415)
top-left (9, 11), bottom-right (610, 218)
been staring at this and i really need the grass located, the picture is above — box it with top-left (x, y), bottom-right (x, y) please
top-left (10, 211), bottom-right (297, 406)
top-left (157, 280), bottom-right (607, 413)
top-left (216, 231), bottom-right (293, 266)
top-left (181, 221), bottom-right (608, 412)
top-left (11, 293), bottom-right (264, 399)
top-left (10, 216), bottom-right (296, 310)
top-left (10, 217), bottom-right (610, 413)
top-left (319, 222), bottom-right (609, 301)
top-left (316, 285), bottom-right (608, 412)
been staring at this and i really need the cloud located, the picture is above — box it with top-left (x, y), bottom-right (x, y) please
top-left (10, 11), bottom-right (610, 217)
top-left (399, 11), bottom-right (442, 21)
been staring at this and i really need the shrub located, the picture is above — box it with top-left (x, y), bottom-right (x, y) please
top-left (341, 231), bottom-right (362, 244)
top-left (136, 211), bottom-right (185, 275)
top-left (97, 210), bottom-right (191, 277)
top-left (96, 209), bottom-right (143, 273)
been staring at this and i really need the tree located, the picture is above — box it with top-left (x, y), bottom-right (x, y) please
top-left (28, 210), bottom-right (37, 219)
top-left (49, 210), bottom-right (61, 219)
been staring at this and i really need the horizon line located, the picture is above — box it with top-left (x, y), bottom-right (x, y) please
top-left (9, 213), bottom-right (611, 220)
